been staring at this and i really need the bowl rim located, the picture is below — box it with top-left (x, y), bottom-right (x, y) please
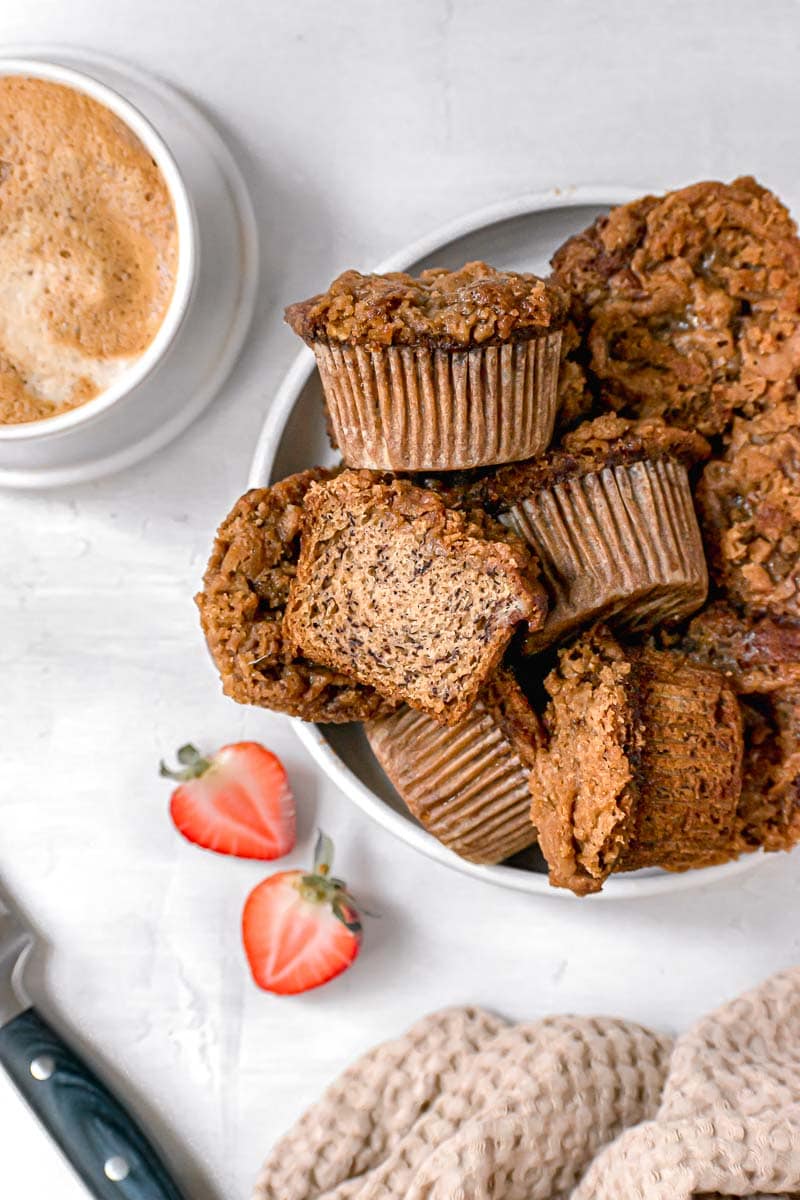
top-left (0, 56), bottom-right (197, 440)
top-left (249, 182), bottom-right (765, 900)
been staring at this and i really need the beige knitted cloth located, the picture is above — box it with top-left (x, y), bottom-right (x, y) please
top-left (254, 969), bottom-right (800, 1200)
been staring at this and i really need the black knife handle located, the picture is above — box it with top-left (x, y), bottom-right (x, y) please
top-left (0, 1007), bottom-right (186, 1200)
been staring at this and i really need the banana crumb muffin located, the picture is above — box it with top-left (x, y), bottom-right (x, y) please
top-left (476, 415), bottom-right (709, 652)
top-left (697, 398), bottom-right (800, 620)
top-left (283, 471), bottom-right (546, 725)
top-left (738, 691), bottom-right (800, 852)
top-left (681, 601), bottom-right (800, 694)
top-left (678, 602), bottom-right (800, 852)
top-left (366, 667), bottom-right (543, 864)
top-left (552, 177), bottom-right (800, 436)
top-left (285, 262), bottom-right (568, 471)
top-left (196, 471), bottom-right (395, 723)
top-left (529, 627), bottom-right (743, 895)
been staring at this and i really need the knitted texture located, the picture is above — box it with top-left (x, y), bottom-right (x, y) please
top-left (253, 969), bottom-right (800, 1200)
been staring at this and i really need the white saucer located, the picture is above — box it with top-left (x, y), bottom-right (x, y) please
top-left (0, 46), bottom-right (258, 488)
top-left (250, 185), bottom-right (767, 900)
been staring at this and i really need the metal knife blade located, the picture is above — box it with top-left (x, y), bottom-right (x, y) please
top-left (0, 889), bottom-right (33, 1028)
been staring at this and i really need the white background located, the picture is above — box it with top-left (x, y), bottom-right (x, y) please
top-left (2, 2), bottom-right (800, 1197)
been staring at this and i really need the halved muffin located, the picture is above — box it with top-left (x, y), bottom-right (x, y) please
top-left (366, 667), bottom-right (543, 864)
top-left (529, 627), bottom-right (744, 895)
top-left (285, 262), bottom-right (567, 471)
top-left (477, 415), bottom-right (709, 653)
top-left (283, 471), bottom-right (546, 725)
top-left (196, 470), bottom-right (395, 722)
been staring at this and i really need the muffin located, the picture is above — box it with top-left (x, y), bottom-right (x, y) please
top-left (476, 415), bottom-right (709, 653)
top-left (697, 398), bottom-right (800, 620)
top-left (196, 470), bottom-right (395, 723)
top-left (678, 602), bottom-right (800, 852)
top-left (285, 262), bottom-right (567, 471)
top-left (738, 691), bottom-right (800, 852)
top-left (365, 667), bottom-right (543, 864)
top-left (283, 471), bottom-right (547, 725)
top-left (681, 601), bottom-right (800, 695)
top-left (551, 177), bottom-right (800, 436)
top-left (529, 627), bottom-right (744, 895)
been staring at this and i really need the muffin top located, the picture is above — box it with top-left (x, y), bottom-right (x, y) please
top-left (284, 261), bottom-right (568, 348)
top-left (475, 414), bottom-right (710, 505)
top-left (551, 176), bottom-right (800, 437)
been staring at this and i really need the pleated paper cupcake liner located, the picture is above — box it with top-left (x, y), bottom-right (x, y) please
top-left (508, 458), bottom-right (708, 653)
top-left (313, 332), bottom-right (562, 471)
top-left (618, 650), bottom-right (744, 874)
top-left (366, 702), bottom-right (537, 864)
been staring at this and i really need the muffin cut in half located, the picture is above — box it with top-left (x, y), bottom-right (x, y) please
top-left (196, 470), bottom-right (395, 723)
top-left (283, 471), bottom-right (546, 725)
top-left (477, 415), bottom-right (709, 653)
top-left (551, 176), bottom-right (800, 436)
top-left (529, 626), bottom-right (744, 895)
top-left (697, 398), bottom-right (800, 621)
top-left (366, 667), bottom-right (543, 865)
top-left (285, 262), bottom-right (567, 471)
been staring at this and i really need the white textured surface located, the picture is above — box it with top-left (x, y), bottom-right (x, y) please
top-left (2, 3), bottom-right (800, 1198)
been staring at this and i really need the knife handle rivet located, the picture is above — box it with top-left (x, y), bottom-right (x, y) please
top-left (104, 1156), bottom-right (130, 1182)
top-left (29, 1055), bottom-right (55, 1081)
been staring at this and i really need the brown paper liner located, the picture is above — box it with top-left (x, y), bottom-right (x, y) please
top-left (313, 332), bottom-right (562, 471)
top-left (509, 458), bottom-right (708, 653)
top-left (366, 701), bottom-right (537, 864)
top-left (618, 649), bottom-right (744, 873)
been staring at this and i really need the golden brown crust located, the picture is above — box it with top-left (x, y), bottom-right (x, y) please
top-left (696, 399), bottom-right (800, 620)
top-left (283, 471), bottom-right (546, 725)
top-left (551, 177), bottom-right (800, 436)
top-left (737, 692), bottom-right (800, 852)
top-left (285, 261), bottom-right (568, 349)
top-left (681, 601), bottom-right (800, 694)
top-left (196, 471), bottom-right (395, 723)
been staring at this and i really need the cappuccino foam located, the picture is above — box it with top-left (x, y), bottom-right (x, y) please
top-left (0, 76), bottom-right (178, 424)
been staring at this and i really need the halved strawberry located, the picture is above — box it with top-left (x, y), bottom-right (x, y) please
top-left (160, 742), bottom-right (296, 860)
top-left (242, 832), bottom-right (361, 994)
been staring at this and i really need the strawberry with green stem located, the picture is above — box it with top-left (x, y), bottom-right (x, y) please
top-left (161, 741), bottom-right (296, 860)
top-left (242, 831), bottom-right (362, 994)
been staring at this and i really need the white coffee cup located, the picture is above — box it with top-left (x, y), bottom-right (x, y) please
top-left (0, 58), bottom-right (198, 445)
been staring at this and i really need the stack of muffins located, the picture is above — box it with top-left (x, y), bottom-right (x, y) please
top-left (198, 177), bottom-right (800, 895)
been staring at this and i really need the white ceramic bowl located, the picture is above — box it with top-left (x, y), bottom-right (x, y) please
top-left (250, 185), bottom-right (767, 900)
top-left (0, 47), bottom-right (258, 487)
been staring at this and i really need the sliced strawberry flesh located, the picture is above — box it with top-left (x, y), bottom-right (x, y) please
top-left (169, 742), bottom-right (295, 860)
top-left (242, 870), bottom-right (360, 995)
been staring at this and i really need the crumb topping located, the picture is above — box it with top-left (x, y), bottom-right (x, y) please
top-left (552, 177), bottom-right (800, 436)
top-left (285, 261), bottom-right (568, 348)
